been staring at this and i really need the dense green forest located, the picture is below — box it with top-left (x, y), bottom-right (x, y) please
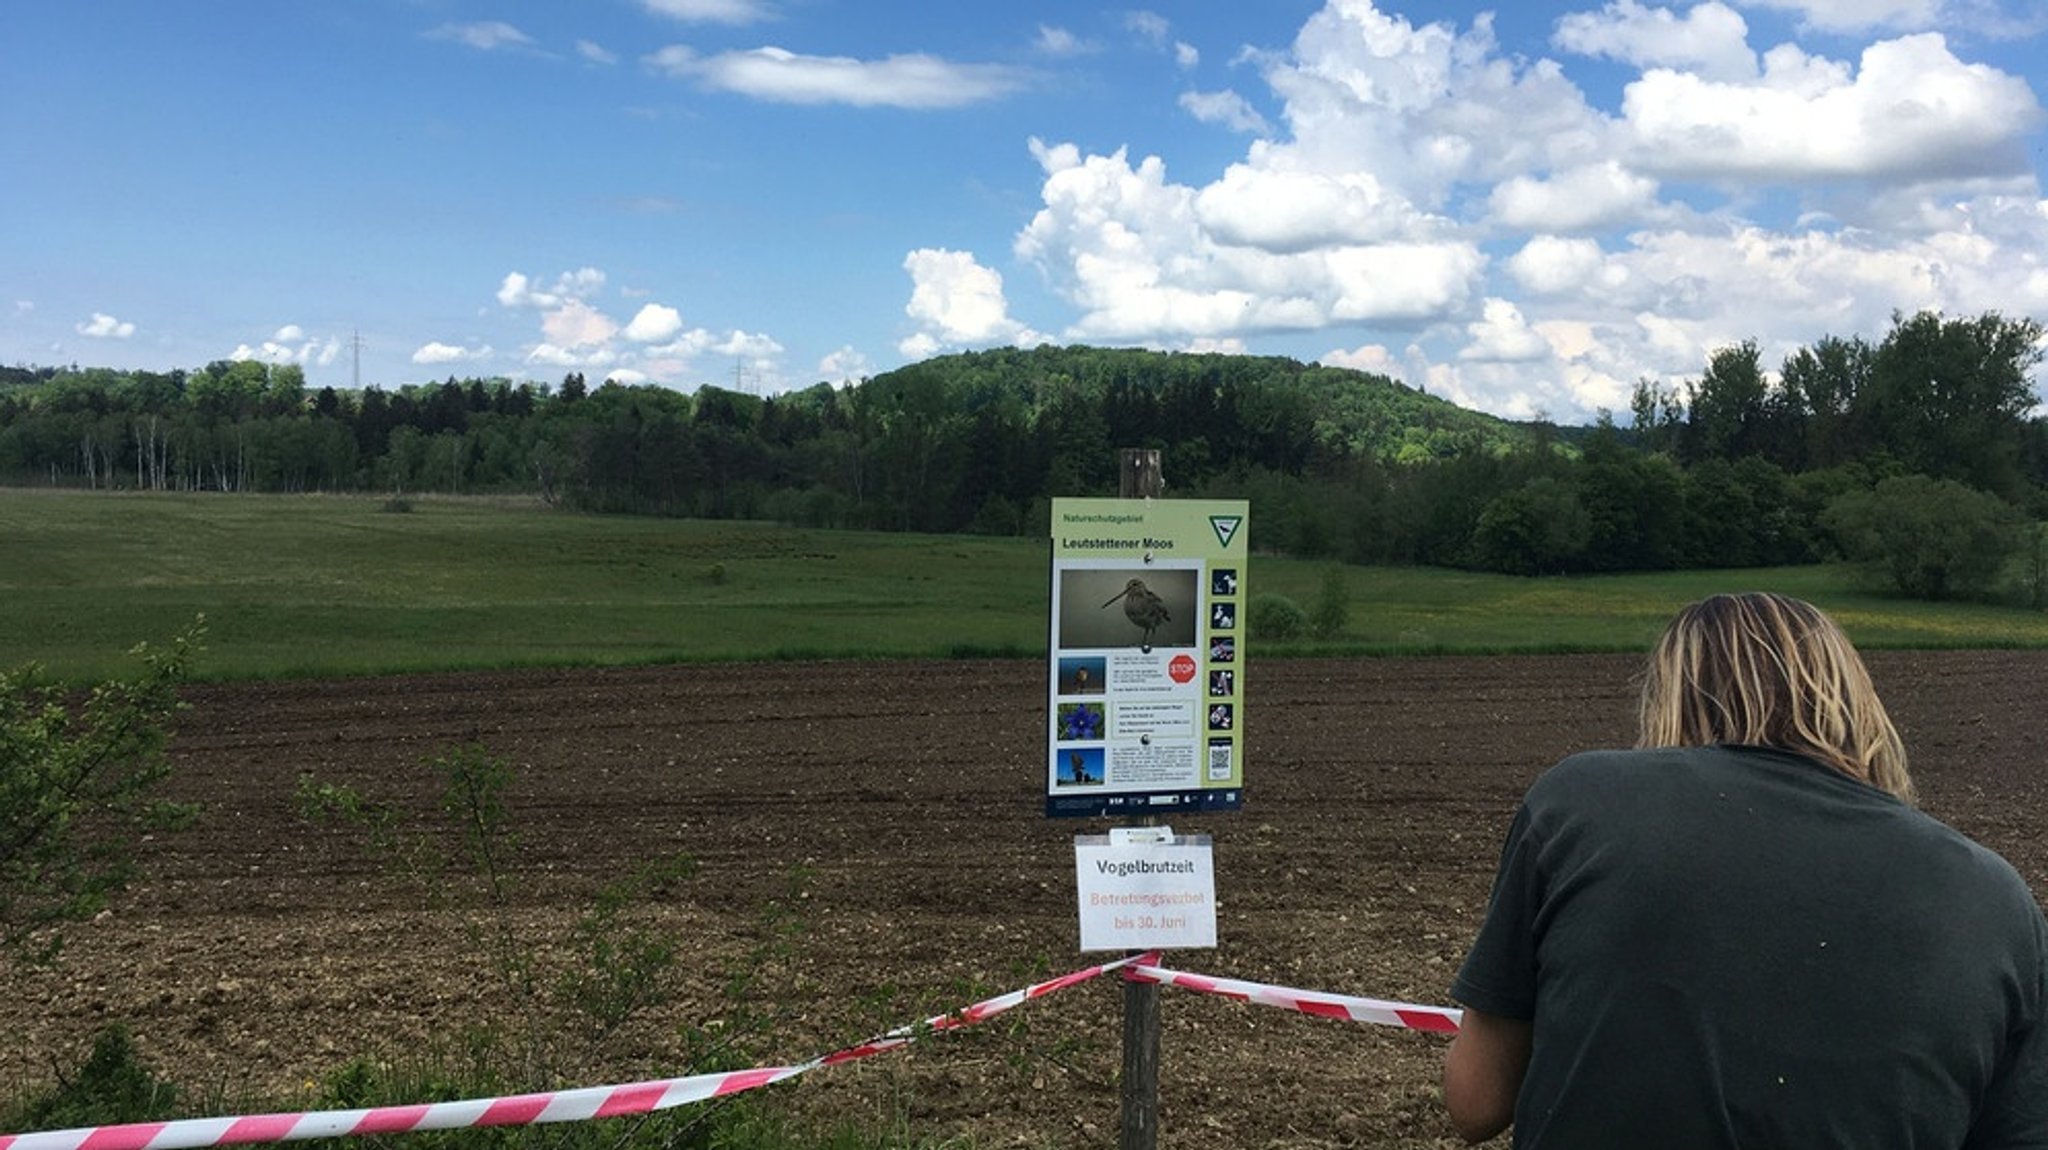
top-left (4, 312), bottom-right (2045, 599)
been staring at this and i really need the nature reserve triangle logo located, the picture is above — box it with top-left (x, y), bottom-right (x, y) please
top-left (1209, 515), bottom-right (1243, 549)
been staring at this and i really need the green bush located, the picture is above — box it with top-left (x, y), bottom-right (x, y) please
top-left (1249, 594), bottom-right (1308, 640)
top-left (965, 495), bottom-right (1023, 537)
top-left (1824, 476), bottom-right (2024, 600)
top-left (2011, 521), bottom-right (2048, 611)
top-left (0, 620), bottom-right (203, 963)
top-left (1, 1025), bottom-right (178, 1132)
top-left (1310, 566), bottom-right (1350, 639)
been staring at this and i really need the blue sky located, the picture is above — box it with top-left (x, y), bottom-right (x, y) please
top-left (5, 0), bottom-right (2047, 420)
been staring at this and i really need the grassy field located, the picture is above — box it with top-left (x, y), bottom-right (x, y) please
top-left (4, 488), bottom-right (2045, 681)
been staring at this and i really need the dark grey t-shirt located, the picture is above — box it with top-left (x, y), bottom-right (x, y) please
top-left (1452, 745), bottom-right (2048, 1149)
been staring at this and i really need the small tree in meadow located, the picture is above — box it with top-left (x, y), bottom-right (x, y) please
top-left (1310, 566), bottom-right (1350, 640)
top-left (1824, 476), bottom-right (2023, 600)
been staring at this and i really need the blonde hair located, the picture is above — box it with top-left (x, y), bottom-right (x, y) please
top-left (1637, 593), bottom-right (1914, 802)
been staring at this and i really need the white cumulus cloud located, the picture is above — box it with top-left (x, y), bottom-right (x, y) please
top-left (541, 300), bottom-right (620, 350)
top-left (632, 326), bottom-right (789, 391)
top-left (900, 248), bottom-right (1039, 355)
top-left (1620, 34), bottom-right (2043, 184)
top-left (1506, 235), bottom-right (1614, 295)
top-left (642, 0), bottom-right (772, 24)
top-left (1127, 11), bottom-right (1171, 47)
top-left (1489, 161), bottom-right (1663, 232)
top-left (527, 343), bottom-right (617, 369)
top-left (1555, 1), bottom-right (1758, 81)
top-left (1322, 342), bottom-right (1411, 379)
top-left (1197, 165), bottom-right (1431, 251)
top-left (1014, 137), bottom-right (1483, 343)
top-left (426, 22), bottom-right (535, 52)
top-left (1036, 25), bottom-right (1095, 56)
top-left (1179, 90), bottom-right (1271, 134)
top-left (623, 303), bottom-right (684, 343)
top-left (498, 268), bottom-right (606, 309)
top-left (413, 342), bottom-right (494, 365)
top-left (1462, 298), bottom-right (1552, 361)
top-left (76, 312), bottom-right (135, 339)
top-left (651, 46), bottom-right (1027, 108)
top-left (819, 345), bottom-right (873, 381)
top-left (234, 329), bottom-right (343, 365)
top-left (1731, 0), bottom-right (1942, 33)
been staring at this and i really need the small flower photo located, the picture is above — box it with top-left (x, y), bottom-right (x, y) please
top-left (1057, 701), bottom-right (1105, 742)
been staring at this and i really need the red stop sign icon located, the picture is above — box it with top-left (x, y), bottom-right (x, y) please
top-left (1168, 654), bottom-right (1197, 683)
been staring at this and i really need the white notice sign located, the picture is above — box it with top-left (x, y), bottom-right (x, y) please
top-left (1074, 834), bottom-right (1217, 952)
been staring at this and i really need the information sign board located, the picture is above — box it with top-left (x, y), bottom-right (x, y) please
top-left (1047, 498), bottom-right (1247, 818)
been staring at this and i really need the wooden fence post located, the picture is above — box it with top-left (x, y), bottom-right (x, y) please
top-left (1118, 446), bottom-right (1162, 1150)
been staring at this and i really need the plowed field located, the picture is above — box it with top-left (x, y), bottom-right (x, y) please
top-left (8, 653), bottom-right (2045, 1149)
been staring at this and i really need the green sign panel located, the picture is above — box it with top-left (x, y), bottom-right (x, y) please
top-left (1047, 498), bottom-right (1249, 818)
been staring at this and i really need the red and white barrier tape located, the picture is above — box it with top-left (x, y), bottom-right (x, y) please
top-left (0, 952), bottom-right (1155, 1150)
top-left (816, 950), bottom-right (1157, 1067)
top-left (1126, 963), bottom-right (1462, 1034)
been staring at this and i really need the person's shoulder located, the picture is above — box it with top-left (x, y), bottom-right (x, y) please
top-left (1902, 809), bottom-right (2044, 913)
top-left (1522, 747), bottom-right (1692, 809)
top-left (1549, 747), bottom-right (1689, 770)
top-left (1536, 746), bottom-right (1692, 787)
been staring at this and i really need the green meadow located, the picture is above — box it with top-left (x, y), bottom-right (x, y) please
top-left (4, 488), bottom-right (2044, 682)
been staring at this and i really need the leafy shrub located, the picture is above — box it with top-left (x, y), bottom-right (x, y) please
top-left (2017, 522), bottom-right (2048, 611)
top-left (1, 1025), bottom-right (178, 1132)
top-left (1249, 594), bottom-right (1308, 640)
top-left (1310, 566), bottom-right (1350, 639)
top-left (966, 495), bottom-right (1023, 537)
top-left (1824, 476), bottom-right (2024, 599)
top-left (0, 620), bottom-right (203, 963)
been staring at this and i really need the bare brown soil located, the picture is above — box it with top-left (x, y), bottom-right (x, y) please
top-left (7, 653), bottom-right (2045, 1149)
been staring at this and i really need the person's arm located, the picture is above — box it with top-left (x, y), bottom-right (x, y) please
top-left (1963, 911), bottom-right (2048, 1150)
top-left (1443, 1007), bottom-right (1533, 1143)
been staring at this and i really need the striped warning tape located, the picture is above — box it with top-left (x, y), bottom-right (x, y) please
top-left (1126, 962), bottom-right (1463, 1033)
top-left (0, 952), bottom-right (1156, 1150)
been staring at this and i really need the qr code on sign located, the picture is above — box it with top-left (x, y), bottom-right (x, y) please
top-left (1206, 739), bottom-right (1235, 781)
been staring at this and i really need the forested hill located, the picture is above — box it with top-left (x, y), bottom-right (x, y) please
top-left (0, 343), bottom-right (1530, 537)
top-left (855, 344), bottom-right (1529, 467)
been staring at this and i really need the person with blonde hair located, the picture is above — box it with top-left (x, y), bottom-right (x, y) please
top-left (1444, 593), bottom-right (2047, 1146)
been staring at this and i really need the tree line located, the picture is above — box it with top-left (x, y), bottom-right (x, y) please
top-left (0, 344), bottom-right (1521, 526)
top-left (3, 312), bottom-right (2043, 599)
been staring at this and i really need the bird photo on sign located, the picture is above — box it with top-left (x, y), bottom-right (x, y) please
top-left (1055, 568), bottom-right (1200, 651)
top-left (1058, 655), bottom-right (1107, 695)
top-left (1056, 747), bottom-right (1106, 787)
